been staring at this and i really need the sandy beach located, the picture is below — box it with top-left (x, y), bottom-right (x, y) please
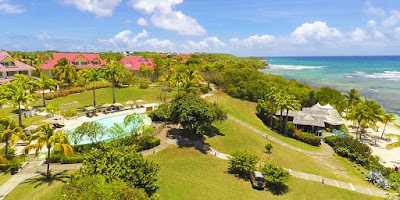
top-left (344, 120), bottom-right (400, 168)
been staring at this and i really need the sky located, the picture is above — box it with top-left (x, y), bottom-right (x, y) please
top-left (1, 0), bottom-right (400, 56)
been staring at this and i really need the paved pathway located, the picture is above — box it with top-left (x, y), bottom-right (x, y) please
top-left (203, 145), bottom-right (388, 198)
top-left (228, 115), bottom-right (333, 156)
top-left (0, 161), bottom-right (81, 200)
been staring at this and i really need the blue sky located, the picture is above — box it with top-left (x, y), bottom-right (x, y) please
top-left (1, 0), bottom-right (400, 56)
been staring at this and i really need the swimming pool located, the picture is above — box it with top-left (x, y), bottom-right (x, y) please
top-left (68, 113), bottom-right (152, 145)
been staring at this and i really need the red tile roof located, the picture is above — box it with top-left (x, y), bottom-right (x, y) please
top-left (39, 53), bottom-right (106, 70)
top-left (120, 56), bottom-right (154, 71)
top-left (0, 51), bottom-right (37, 72)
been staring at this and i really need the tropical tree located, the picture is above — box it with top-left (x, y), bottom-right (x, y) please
top-left (265, 87), bottom-right (280, 128)
top-left (78, 68), bottom-right (104, 106)
top-left (38, 74), bottom-right (58, 107)
top-left (2, 74), bottom-right (39, 127)
top-left (73, 122), bottom-right (106, 145)
top-left (53, 58), bottom-right (77, 88)
top-left (43, 104), bottom-right (60, 117)
top-left (0, 118), bottom-right (23, 158)
top-left (344, 89), bottom-right (361, 110)
top-left (381, 113), bottom-right (396, 138)
top-left (24, 124), bottom-right (74, 179)
top-left (283, 94), bottom-right (301, 135)
top-left (102, 60), bottom-right (128, 103)
top-left (182, 67), bottom-right (203, 93)
top-left (276, 92), bottom-right (289, 132)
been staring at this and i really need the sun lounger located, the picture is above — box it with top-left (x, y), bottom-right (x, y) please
top-left (86, 112), bottom-right (93, 118)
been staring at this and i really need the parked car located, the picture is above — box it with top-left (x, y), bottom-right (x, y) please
top-left (250, 171), bottom-right (265, 189)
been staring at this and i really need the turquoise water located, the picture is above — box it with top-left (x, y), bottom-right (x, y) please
top-left (260, 56), bottom-right (400, 118)
top-left (68, 114), bottom-right (147, 145)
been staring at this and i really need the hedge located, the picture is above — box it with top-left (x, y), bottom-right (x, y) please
top-left (137, 136), bottom-right (161, 151)
top-left (40, 81), bottom-right (112, 100)
top-left (289, 129), bottom-right (321, 146)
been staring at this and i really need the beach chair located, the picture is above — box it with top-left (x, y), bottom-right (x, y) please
top-left (86, 112), bottom-right (93, 118)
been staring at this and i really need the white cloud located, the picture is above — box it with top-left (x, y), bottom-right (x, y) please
top-left (61, 0), bottom-right (121, 18)
top-left (184, 37), bottom-right (225, 50)
top-left (348, 28), bottom-right (369, 41)
top-left (230, 34), bottom-right (274, 48)
top-left (137, 17), bottom-right (148, 26)
top-left (383, 10), bottom-right (400, 27)
top-left (364, 1), bottom-right (385, 17)
top-left (0, 0), bottom-right (25, 14)
top-left (36, 33), bottom-right (54, 41)
top-left (100, 29), bottom-right (174, 52)
top-left (129, 0), bottom-right (206, 36)
top-left (290, 21), bottom-right (343, 44)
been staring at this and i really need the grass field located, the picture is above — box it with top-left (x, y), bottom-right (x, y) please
top-left (4, 171), bottom-right (74, 200)
top-left (0, 86), bottom-right (175, 127)
top-left (205, 92), bottom-right (322, 152)
top-left (149, 146), bottom-right (383, 200)
top-left (207, 119), bottom-right (372, 187)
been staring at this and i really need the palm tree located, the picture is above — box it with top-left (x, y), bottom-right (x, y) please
top-left (276, 93), bottom-right (289, 132)
top-left (38, 74), bottom-right (58, 107)
top-left (381, 113), bottom-right (396, 138)
top-left (265, 87), bottom-right (280, 128)
top-left (24, 124), bottom-right (73, 179)
top-left (349, 99), bottom-right (384, 140)
top-left (3, 74), bottom-right (39, 127)
top-left (53, 58), bottom-right (77, 88)
top-left (283, 95), bottom-right (301, 135)
top-left (102, 60), bottom-right (128, 103)
top-left (0, 118), bottom-right (23, 158)
top-left (344, 89), bottom-right (361, 121)
top-left (78, 68), bottom-right (104, 106)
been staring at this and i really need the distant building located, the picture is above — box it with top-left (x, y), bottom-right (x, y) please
top-left (119, 56), bottom-right (154, 71)
top-left (39, 53), bottom-right (107, 77)
top-left (275, 103), bottom-right (344, 133)
top-left (0, 51), bottom-right (37, 84)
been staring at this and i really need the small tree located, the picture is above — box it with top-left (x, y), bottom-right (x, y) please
top-left (169, 94), bottom-right (227, 137)
top-left (265, 143), bottom-right (273, 153)
top-left (261, 163), bottom-right (290, 194)
top-left (74, 122), bottom-right (106, 145)
top-left (79, 145), bottom-right (159, 196)
top-left (0, 118), bottom-right (23, 158)
top-left (62, 175), bottom-right (149, 200)
top-left (228, 150), bottom-right (259, 178)
top-left (381, 113), bottom-right (396, 139)
top-left (124, 113), bottom-right (145, 137)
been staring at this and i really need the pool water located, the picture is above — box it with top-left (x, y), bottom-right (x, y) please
top-left (68, 113), bottom-right (151, 145)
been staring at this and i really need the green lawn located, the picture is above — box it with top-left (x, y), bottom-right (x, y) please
top-left (149, 146), bottom-right (383, 200)
top-left (205, 92), bottom-right (322, 152)
top-left (207, 119), bottom-right (372, 187)
top-left (0, 86), bottom-right (175, 127)
top-left (4, 171), bottom-right (74, 200)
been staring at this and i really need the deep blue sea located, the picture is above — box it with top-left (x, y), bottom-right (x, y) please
top-left (260, 56), bottom-right (400, 119)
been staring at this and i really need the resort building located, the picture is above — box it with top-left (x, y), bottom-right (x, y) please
top-left (276, 103), bottom-right (344, 133)
top-left (0, 51), bottom-right (37, 84)
top-left (120, 56), bottom-right (154, 71)
top-left (39, 53), bottom-right (107, 77)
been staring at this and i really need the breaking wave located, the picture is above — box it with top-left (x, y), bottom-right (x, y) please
top-left (349, 70), bottom-right (400, 81)
top-left (269, 64), bottom-right (325, 71)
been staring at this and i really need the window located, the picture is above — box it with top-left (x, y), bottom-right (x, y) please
top-left (92, 61), bottom-right (100, 65)
top-left (80, 62), bottom-right (88, 65)
top-left (72, 62), bottom-right (79, 66)
top-left (6, 71), bottom-right (17, 77)
top-left (2, 61), bottom-right (15, 67)
top-left (20, 71), bottom-right (29, 75)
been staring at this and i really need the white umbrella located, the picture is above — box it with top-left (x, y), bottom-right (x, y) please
top-left (125, 101), bottom-right (134, 105)
top-left (112, 103), bottom-right (123, 107)
top-left (102, 103), bottom-right (112, 108)
top-left (85, 106), bottom-right (96, 111)
top-left (136, 99), bottom-right (145, 103)
top-left (24, 125), bottom-right (39, 132)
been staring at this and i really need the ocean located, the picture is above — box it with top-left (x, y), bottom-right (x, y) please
top-left (260, 56), bottom-right (400, 119)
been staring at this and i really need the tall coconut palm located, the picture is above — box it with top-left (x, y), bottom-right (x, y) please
top-left (283, 95), bottom-right (301, 135)
top-left (276, 93), bottom-right (289, 132)
top-left (24, 124), bottom-right (73, 179)
top-left (102, 60), bottom-right (128, 103)
top-left (381, 113), bottom-right (396, 138)
top-left (3, 74), bottom-right (39, 127)
top-left (53, 58), bottom-right (77, 88)
top-left (78, 68), bottom-right (104, 106)
top-left (38, 74), bottom-right (58, 107)
top-left (0, 118), bottom-right (23, 158)
top-left (265, 87), bottom-right (280, 128)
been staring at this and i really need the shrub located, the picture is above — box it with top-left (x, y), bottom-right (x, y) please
top-left (324, 136), bottom-right (371, 166)
top-left (138, 78), bottom-right (150, 89)
top-left (291, 129), bottom-right (321, 146)
top-left (261, 163), bottom-right (289, 187)
top-left (148, 104), bottom-right (170, 122)
top-left (265, 143), bottom-right (273, 153)
top-left (137, 136), bottom-right (161, 151)
top-left (200, 86), bottom-right (211, 94)
top-left (61, 154), bottom-right (84, 164)
top-left (228, 150), bottom-right (259, 178)
top-left (62, 109), bottom-right (77, 118)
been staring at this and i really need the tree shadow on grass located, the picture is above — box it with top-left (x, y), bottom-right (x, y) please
top-left (168, 128), bottom-right (209, 154)
top-left (265, 183), bottom-right (289, 195)
top-left (24, 170), bottom-right (70, 188)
